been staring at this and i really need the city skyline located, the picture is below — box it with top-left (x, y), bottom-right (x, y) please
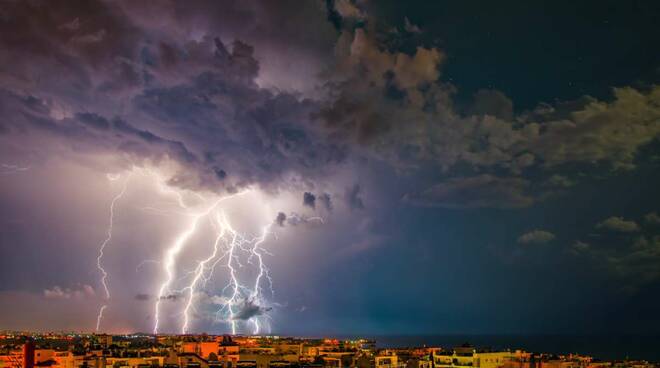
top-left (1, 0), bottom-right (660, 338)
top-left (2, 333), bottom-right (660, 366)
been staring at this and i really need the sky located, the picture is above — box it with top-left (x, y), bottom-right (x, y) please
top-left (0, 0), bottom-right (659, 336)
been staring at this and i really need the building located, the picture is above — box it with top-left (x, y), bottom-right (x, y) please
top-left (181, 342), bottom-right (220, 361)
top-left (23, 340), bottom-right (35, 368)
top-left (432, 346), bottom-right (514, 368)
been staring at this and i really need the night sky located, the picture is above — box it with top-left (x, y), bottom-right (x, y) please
top-left (0, 0), bottom-right (659, 336)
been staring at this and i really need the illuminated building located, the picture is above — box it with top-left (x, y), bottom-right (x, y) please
top-left (431, 346), bottom-right (514, 368)
top-left (95, 336), bottom-right (112, 349)
top-left (180, 342), bottom-right (222, 360)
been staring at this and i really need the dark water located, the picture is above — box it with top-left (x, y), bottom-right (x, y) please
top-left (368, 335), bottom-right (660, 363)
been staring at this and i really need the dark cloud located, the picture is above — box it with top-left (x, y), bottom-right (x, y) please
top-left (231, 299), bottom-right (271, 321)
top-left (0, 88), bottom-right (199, 171)
top-left (546, 174), bottom-right (576, 189)
top-left (127, 0), bottom-right (337, 96)
top-left (518, 230), bottom-right (555, 245)
top-left (571, 241), bottom-right (591, 254)
top-left (214, 168), bottom-right (227, 180)
top-left (2, 0), bottom-right (658, 207)
top-left (332, 23), bottom-right (659, 176)
top-left (285, 212), bottom-right (325, 227)
top-left (0, 8), bottom-right (346, 193)
top-left (134, 293), bottom-right (151, 301)
top-left (76, 113), bottom-right (111, 130)
top-left (345, 184), bottom-right (364, 210)
top-left (403, 17), bottom-right (422, 34)
top-left (597, 216), bottom-right (641, 233)
top-left (318, 193), bottom-right (333, 211)
top-left (159, 294), bottom-right (180, 302)
top-left (275, 212), bottom-right (287, 227)
top-left (572, 235), bottom-right (660, 293)
top-left (403, 175), bottom-right (534, 209)
top-left (469, 89), bottom-right (514, 120)
top-left (324, 0), bottom-right (344, 31)
top-left (303, 192), bottom-right (316, 209)
top-left (644, 212), bottom-right (660, 226)
top-left (317, 15), bottom-right (660, 208)
top-left (570, 213), bottom-right (660, 293)
top-left (274, 211), bottom-right (324, 227)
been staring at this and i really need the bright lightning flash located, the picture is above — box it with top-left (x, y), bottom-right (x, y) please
top-left (153, 188), bottom-right (275, 335)
top-left (95, 173), bottom-right (131, 331)
top-left (201, 214), bottom-right (274, 335)
top-left (91, 166), bottom-right (276, 335)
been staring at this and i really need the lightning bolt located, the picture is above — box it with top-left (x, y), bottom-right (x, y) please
top-left (208, 214), bottom-right (274, 335)
top-left (177, 209), bottom-right (275, 335)
top-left (153, 209), bottom-right (205, 334)
top-left (95, 173), bottom-right (131, 332)
top-left (89, 166), bottom-right (278, 335)
top-left (177, 211), bottom-right (246, 335)
top-left (248, 224), bottom-right (273, 335)
top-left (152, 190), bottom-right (250, 335)
top-left (180, 214), bottom-right (227, 334)
top-left (96, 305), bottom-right (107, 332)
top-left (223, 217), bottom-right (241, 335)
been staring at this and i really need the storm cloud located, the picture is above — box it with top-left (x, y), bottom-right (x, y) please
top-left (1, 0), bottom-right (659, 337)
top-left (1, 0), bottom-right (658, 207)
top-left (0, 0), bottom-right (346, 195)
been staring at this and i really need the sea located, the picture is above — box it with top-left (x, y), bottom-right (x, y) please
top-left (344, 335), bottom-right (660, 363)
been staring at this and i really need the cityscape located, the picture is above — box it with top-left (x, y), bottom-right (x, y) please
top-left (1, 0), bottom-right (659, 366)
top-left (0, 333), bottom-right (657, 368)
